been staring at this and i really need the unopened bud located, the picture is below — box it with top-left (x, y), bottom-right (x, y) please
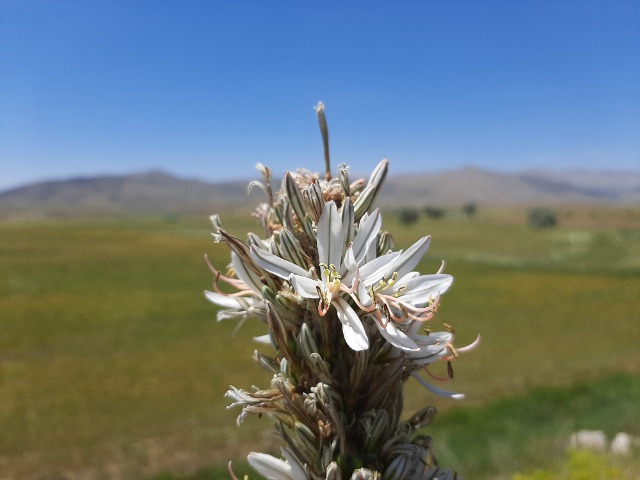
top-left (307, 353), bottom-right (334, 385)
top-left (364, 409), bottom-right (389, 452)
top-left (368, 158), bottom-right (389, 189)
top-left (246, 232), bottom-right (264, 250)
top-left (279, 357), bottom-right (290, 377)
top-left (261, 286), bottom-right (277, 304)
top-left (303, 181), bottom-right (325, 222)
top-left (407, 406), bottom-right (437, 430)
top-left (353, 159), bottom-right (389, 221)
top-left (279, 228), bottom-right (307, 269)
top-left (341, 197), bottom-right (355, 247)
top-left (325, 462), bottom-right (341, 480)
top-left (275, 291), bottom-right (302, 313)
top-left (338, 164), bottom-right (350, 197)
top-left (294, 421), bottom-right (318, 458)
top-left (383, 454), bottom-right (409, 480)
top-left (302, 215), bottom-right (317, 242)
top-left (350, 468), bottom-right (377, 480)
top-left (378, 231), bottom-right (394, 255)
top-left (253, 350), bottom-right (278, 375)
top-left (285, 172), bottom-right (307, 224)
top-left (299, 323), bottom-right (319, 357)
top-left (314, 382), bottom-right (343, 410)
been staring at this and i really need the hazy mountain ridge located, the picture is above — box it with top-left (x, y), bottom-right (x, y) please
top-left (1, 168), bottom-right (638, 217)
top-left (0, 170), bottom-right (251, 216)
top-left (381, 167), bottom-right (640, 205)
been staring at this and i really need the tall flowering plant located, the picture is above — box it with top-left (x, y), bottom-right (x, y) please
top-left (205, 104), bottom-right (478, 479)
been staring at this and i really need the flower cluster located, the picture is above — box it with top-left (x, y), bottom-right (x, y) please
top-left (205, 103), bottom-right (477, 479)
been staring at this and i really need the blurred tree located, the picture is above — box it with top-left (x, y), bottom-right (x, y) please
top-left (462, 202), bottom-right (477, 218)
top-left (398, 207), bottom-right (419, 225)
top-left (424, 206), bottom-right (445, 220)
top-left (528, 207), bottom-right (557, 229)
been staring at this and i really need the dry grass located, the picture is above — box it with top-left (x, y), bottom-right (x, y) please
top-left (0, 206), bottom-right (638, 479)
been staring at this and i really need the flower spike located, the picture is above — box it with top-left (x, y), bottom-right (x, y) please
top-left (205, 104), bottom-right (471, 479)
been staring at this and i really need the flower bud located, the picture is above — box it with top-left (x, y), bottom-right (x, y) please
top-left (253, 350), bottom-right (278, 375)
top-left (353, 159), bottom-right (389, 221)
top-left (338, 164), bottom-right (350, 197)
top-left (325, 462), bottom-right (341, 480)
top-left (364, 409), bottom-right (389, 452)
top-left (278, 228), bottom-right (307, 270)
top-left (275, 291), bottom-right (302, 312)
top-left (350, 468), bottom-right (377, 480)
top-left (353, 185), bottom-right (374, 221)
top-left (383, 454), bottom-right (409, 480)
top-left (299, 323), bottom-right (319, 357)
top-left (286, 171), bottom-right (308, 224)
top-left (303, 181), bottom-right (325, 222)
top-left (313, 382), bottom-right (343, 411)
top-left (368, 158), bottom-right (388, 184)
top-left (272, 201), bottom-right (285, 226)
top-left (262, 285), bottom-right (277, 304)
top-left (280, 357), bottom-right (290, 377)
top-left (302, 215), bottom-right (317, 242)
top-left (245, 232), bottom-right (263, 249)
top-left (407, 406), bottom-right (437, 429)
top-left (341, 197), bottom-right (355, 247)
top-left (350, 178), bottom-right (366, 196)
top-left (307, 353), bottom-right (334, 386)
top-left (377, 231), bottom-right (394, 255)
top-left (294, 421), bottom-right (318, 458)
top-left (321, 439), bottom-right (339, 471)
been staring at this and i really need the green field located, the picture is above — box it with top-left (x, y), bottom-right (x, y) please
top-left (1, 205), bottom-right (639, 479)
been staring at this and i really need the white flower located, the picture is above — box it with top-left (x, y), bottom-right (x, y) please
top-left (345, 234), bottom-right (452, 351)
top-left (247, 449), bottom-right (308, 480)
top-left (405, 326), bottom-right (481, 399)
top-left (251, 198), bottom-right (458, 355)
top-left (204, 251), bottom-right (267, 338)
top-left (251, 200), bottom-right (378, 351)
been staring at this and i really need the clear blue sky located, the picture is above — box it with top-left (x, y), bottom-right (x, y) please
top-left (1, 1), bottom-right (639, 191)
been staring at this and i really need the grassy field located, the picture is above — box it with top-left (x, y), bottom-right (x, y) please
top-left (0, 205), bottom-right (639, 479)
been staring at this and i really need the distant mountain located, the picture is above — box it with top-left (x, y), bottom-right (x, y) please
top-left (0, 170), bottom-right (252, 217)
top-left (1, 168), bottom-right (638, 218)
top-left (381, 168), bottom-right (640, 206)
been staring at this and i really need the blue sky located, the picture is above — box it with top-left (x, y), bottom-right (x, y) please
top-left (1, 1), bottom-right (639, 191)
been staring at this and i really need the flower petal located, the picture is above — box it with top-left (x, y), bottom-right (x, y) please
top-left (410, 372), bottom-right (464, 399)
top-left (405, 344), bottom-right (449, 365)
top-left (317, 200), bottom-right (345, 268)
top-left (343, 244), bottom-right (357, 274)
top-left (250, 245), bottom-right (309, 279)
top-left (382, 236), bottom-right (431, 282)
top-left (351, 208), bottom-right (381, 265)
top-left (253, 334), bottom-right (272, 345)
top-left (344, 251), bottom-right (401, 286)
top-left (204, 290), bottom-right (243, 309)
top-left (231, 251), bottom-right (263, 294)
top-left (334, 297), bottom-right (369, 351)
top-left (393, 274), bottom-right (453, 305)
top-left (281, 448), bottom-right (309, 480)
top-left (289, 274), bottom-right (320, 299)
top-left (247, 452), bottom-right (294, 480)
top-left (410, 331), bottom-right (453, 346)
top-left (373, 317), bottom-right (419, 351)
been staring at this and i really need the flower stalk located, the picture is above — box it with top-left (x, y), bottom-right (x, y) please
top-left (206, 104), bottom-right (477, 479)
top-left (315, 101), bottom-right (332, 181)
